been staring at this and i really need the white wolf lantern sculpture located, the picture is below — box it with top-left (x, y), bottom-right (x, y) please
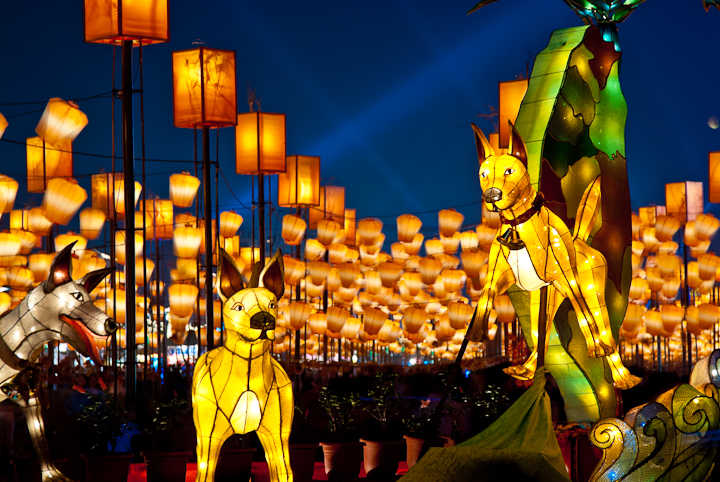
top-left (0, 242), bottom-right (115, 482)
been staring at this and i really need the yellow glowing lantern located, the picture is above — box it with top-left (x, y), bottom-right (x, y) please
top-left (55, 232), bottom-right (87, 255)
top-left (35, 98), bottom-right (88, 146)
top-left (364, 270), bottom-right (382, 295)
top-left (0, 175), bottom-right (18, 214)
top-left (418, 256), bottom-right (443, 285)
top-left (711, 152), bottom-right (720, 204)
top-left (447, 301), bottom-right (473, 330)
top-left (308, 260), bottom-right (331, 286)
top-left (645, 267), bottom-right (664, 293)
top-left (0, 256), bottom-right (27, 269)
top-left (304, 239), bottom-right (326, 261)
top-left (326, 306), bottom-right (350, 333)
top-left (115, 230), bottom-right (143, 265)
top-left (357, 218), bottom-right (383, 247)
top-left (309, 186), bottom-right (345, 229)
top-left (402, 233), bottom-right (424, 257)
top-left (644, 309), bottom-right (664, 337)
top-left (11, 230), bottom-right (36, 255)
top-left (5, 266), bottom-right (33, 291)
top-left (377, 262), bottom-right (402, 288)
top-left (174, 225), bottom-right (202, 259)
top-left (695, 214), bottom-right (720, 241)
top-left (26, 137), bottom-right (73, 193)
top-left (440, 233), bottom-right (461, 254)
top-left (438, 209), bottom-right (464, 237)
top-left (308, 312), bottom-right (327, 335)
top-left (150, 281), bottom-right (165, 298)
top-left (328, 244), bottom-right (348, 265)
top-left (493, 295), bottom-right (515, 324)
top-left (397, 214), bottom-right (421, 243)
top-left (698, 253), bottom-right (720, 281)
top-left (0, 114), bottom-right (6, 139)
top-left (344, 209), bottom-right (356, 246)
top-left (657, 253), bottom-right (680, 279)
top-left (661, 278), bottom-right (680, 299)
top-left (622, 304), bottom-right (645, 332)
top-left (317, 218), bottom-right (342, 247)
top-left (629, 277), bottom-right (649, 300)
top-left (169, 172), bottom-right (200, 208)
top-left (239, 247), bottom-right (260, 269)
top-left (425, 239), bottom-right (444, 257)
top-left (278, 155), bottom-right (320, 207)
top-left (287, 301), bottom-right (313, 331)
top-left (91, 172), bottom-right (142, 221)
top-left (459, 231), bottom-right (479, 251)
top-left (687, 262), bottom-right (702, 291)
top-left (0, 233), bottom-right (21, 259)
top-left (135, 258), bottom-right (155, 286)
top-left (498, 78), bottom-right (528, 148)
top-left (687, 313), bottom-right (703, 336)
top-left (402, 307), bottom-right (426, 334)
top-left (168, 283), bottom-right (199, 318)
top-left (338, 262), bottom-right (360, 288)
top-left (283, 257), bottom-right (303, 286)
top-left (172, 47), bottom-right (237, 128)
top-left (42, 178), bottom-right (87, 225)
top-left (476, 224), bottom-right (497, 250)
top-left (219, 211), bottom-right (243, 238)
top-left (660, 304), bottom-right (684, 334)
top-left (9, 210), bottom-right (29, 231)
top-left (654, 215), bottom-right (681, 242)
top-left (28, 208), bottom-right (52, 236)
top-left (460, 248), bottom-right (488, 281)
top-left (666, 181), bottom-right (703, 223)
top-left (441, 268), bottom-right (466, 293)
top-left (84, 0), bottom-right (169, 45)
top-left (340, 317), bottom-right (362, 340)
top-left (698, 303), bottom-right (720, 330)
top-left (363, 307), bottom-right (388, 335)
top-left (281, 214), bottom-right (306, 246)
top-left (235, 112), bottom-right (286, 174)
top-left (76, 252), bottom-right (106, 281)
top-left (79, 207), bottom-right (106, 240)
top-left (0, 292), bottom-right (10, 315)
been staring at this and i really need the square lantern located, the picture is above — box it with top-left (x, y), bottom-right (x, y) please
top-left (709, 152), bottom-right (720, 204)
top-left (498, 79), bottom-right (528, 149)
top-left (278, 155), bottom-right (320, 207)
top-left (26, 137), bottom-right (73, 193)
top-left (666, 181), bottom-right (703, 224)
top-left (84, 0), bottom-right (169, 45)
top-left (172, 48), bottom-right (237, 128)
top-left (35, 98), bottom-right (88, 146)
top-left (91, 172), bottom-right (141, 221)
top-left (344, 209), bottom-right (356, 246)
top-left (638, 205), bottom-right (666, 227)
top-left (235, 112), bottom-right (286, 174)
top-left (309, 186), bottom-right (345, 229)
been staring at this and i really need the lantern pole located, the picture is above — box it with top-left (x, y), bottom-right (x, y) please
top-left (121, 39), bottom-right (137, 406)
top-left (258, 173), bottom-right (266, 266)
top-left (203, 126), bottom-right (214, 350)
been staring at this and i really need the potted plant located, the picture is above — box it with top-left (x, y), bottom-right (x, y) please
top-left (75, 391), bottom-right (134, 482)
top-left (359, 371), bottom-right (405, 480)
top-left (289, 405), bottom-right (319, 482)
top-left (215, 434), bottom-right (256, 482)
top-left (318, 384), bottom-right (363, 481)
top-left (402, 400), bottom-right (445, 469)
top-left (140, 396), bottom-right (191, 482)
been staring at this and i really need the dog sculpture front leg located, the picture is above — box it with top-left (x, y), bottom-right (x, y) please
top-left (257, 364), bottom-right (293, 482)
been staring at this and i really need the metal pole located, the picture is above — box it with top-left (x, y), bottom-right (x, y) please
top-left (140, 43), bottom-right (149, 397)
top-left (203, 126), bottom-right (214, 351)
top-left (258, 173), bottom-right (266, 266)
top-left (121, 39), bottom-right (136, 406)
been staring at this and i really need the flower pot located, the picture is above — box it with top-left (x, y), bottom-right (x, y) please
top-left (289, 443), bottom-right (319, 482)
top-left (215, 447), bottom-right (256, 482)
top-left (320, 441), bottom-right (365, 481)
top-left (141, 451), bottom-right (191, 482)
top-left (12, 457), bottom-right (66, 482)
top-left (403, 435), bottom-right (445, 469)
top-left (360, 439), bottom-right (404, 480)
top-left (82, 452), bottom-right (133, 482)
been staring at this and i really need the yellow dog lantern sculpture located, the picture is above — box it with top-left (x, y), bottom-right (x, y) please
top-left (465, 122), bottom-right (640, 390)
top-left (192, 249), bottom-right (294, 482)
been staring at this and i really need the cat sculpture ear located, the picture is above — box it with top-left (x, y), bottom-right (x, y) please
top-left (472, 123), bottom-right (495, 163)
top-left (45, 242), bottom-right (76, 293)
top-left (259, 249), bottom-right (285, 300)
top-left (217, 248), bottom-right (245, 303)
top-left (507, 121), bottom-right (528, 167)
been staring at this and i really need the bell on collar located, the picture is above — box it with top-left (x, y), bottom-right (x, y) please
top-left (497, 228), bottom-right (525, 250)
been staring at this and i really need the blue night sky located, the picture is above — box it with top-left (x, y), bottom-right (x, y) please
top-left (0, 0), bottom-right (718, 243)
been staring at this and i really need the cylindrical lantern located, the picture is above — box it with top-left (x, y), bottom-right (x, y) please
top-left (419, 256), bottom-right (443, 285)
top-left (397, 214), bottom-right (421, 243)
top-left (340, 317), bottom-right (361, 340)
top-left (26, 137), bottom-right (73, 193)
top-left (442, 268), bottom-right (466, 293)
top-left (695, 214), bottom-right (720, 241)
top-left (438, 209), bottom-right (464, 237)
top-left (278, 155), bottom-right (320, 207)
top-left (644, 309), bottom-right (664, 337)
top-left (304, 239), bottom-right (326, 261)
top-left (172, 47), bottom-right (237, 128)
top-left (12, 230), bottom-right (36, 255)
top-left (0, 175), bottom-right (18, 214)
top-left (344, 209), bottom-right (356, 246)
top-left (0, 233), bottom-right (21, 258)
top-left (174, 225), bottom-right (202, 259)
top-left (42, 178), bottom-right (87, 225)
top-left (91, 172), bottom-right (142, 221)
top-left (35, 98), bottom-right (88, 146)
top-left (629, 277), bottom-right (649, 300)
top-left (654, 215), bottom-right (681, 242)
top-left (169, 172), bottom-right (200, 208)
top-left (84, 0), bottom-right (169, 45)
top-left (698, 303), bottom-right (720, 330)
top-left (308, 260), bottom-right (331, 286)
top-left (28, 208), bottom-right (52, 236)
top-left (660, 304), bottom-right (684, 334)
top-left (377, 262), bottom-right (402, 288)
top-left (168, 283), bottom-right (199, 318)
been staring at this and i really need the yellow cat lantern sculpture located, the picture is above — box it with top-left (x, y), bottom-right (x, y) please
top-left (465, 122), bottom-right (640, 390)
top-left (192, 249), bottom-right (294, 482)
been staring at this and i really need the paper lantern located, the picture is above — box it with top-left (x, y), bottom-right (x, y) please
top-left (326, 306), bottom-right (350, 333)
top-left (344, 209), bottom-right (356, 246)
top-left (698, 303), bottom-right (720, 330)
top-left (304, 239), bottom-right (326, 261)
top-left (660, 304), bottom-right (684, 334)
top-left (338, 262), bottom-right (360, 289)
top-left (0, 114), bottom-right (6, 139)
top-left (377, 322), bottom-right (401, 344)
top-left (665, 181), bottom-right (703, 224)
top-left (438, 209), bottom-right (464, 237)
top-left (622, 304), bottom-right (645, 332)
top-left (9, 210), bottom-right (29, 231)
top-left (644, 309), bottom-right (664, 337)
top-left (440, 233), bottom-right (461, 254)
top-left (356, 218), bottom-right (383, 247)
top-left (402, 307), bottom-right (426, 334)
top-left (686, 311), bottom-right (703, 336)
top-left (168, 283), bottom-right (199, 317)
top-left (377, 262), bottom-right (402, 288)
top-left (308, 260), bottom-right (331, 286)
top-left (26, 137), bottom-right (73, 193)
top-left (646, 267), bottom-right (664, 293)
top-left (27, 208), bottom-right (52, 236)
top-left (169, 172), bottom-right (200, 208)
top-left (78, 207), bottom-right (106, 240)
top-left (42, 178), bottom-right (87, 225)
top-left (115, 230), bottom-right (144, 265)
top-left (661, 278), bottom-right (680, 299)
top-left (91, 172), bottom-right (142, 221)
top-left (5, 266), bottom-right (34, 291)
top-left (11, 230), bottom-right (36, 255)
top-left (493, 295), bottom-right (515, 324)
top-left (235, 112), bottom-right (286, 174)
top-left (308, 312), bottom-right (327, 335)
top-left (710, 151), bottom-right (720, 204)
top-left (459, 231), bottom-right (479, 251)
top-left (698, 253), bottom-right (720, 281)
top-left (317, 218), bottom-right (342, 247)
top-left (309, 186), bottom-right (345, 229)
top-left (628, 277), bottom-right (648, 300)
top-left (498, 78), bottom-right (528, 148)
top-left (141, 199), bottom-right (174, 239)
top-left (76, 252), bottom-right (106, 281)
top-left (83, 0), bottom-right (169, 45)
top-left (174, 225), bottom-right (201, 259)
top-left (150, 281), bottom-right (165, 298)
top-left (442, 268), bottom-right (466, 293)
top-left (286, 301), bottom-right (313, 331)
top-left (363, 307), bottom-right (388, 335)
top-left (278, 155), bottom-right (320, 207)
top-left (35, 98), bottom-right (88, 146)
top-left (281, 214), bottom-right (306, 246)
top-left (460, 249), bottom-right (488, 280)
top-left (418, 256), bottom-right (443, 285)
top-left (402, 233), bottom-right (424, 256)
top-left (218, 211), bottom-right (243, 238)
top-left (654, 215), bottom-right (681, 242)
top-left (135, 258), bottom-right (155, 286)
top-left (172, 47), bottom-right (237, 128)
top-left (340, 317), bottom-right (361, 340)
top-left (0, 292), bottom-right (10, 315)
top-left (447, 301), bottom-right (473, 330)
top-left (396, 214), bottom-right (421, 243)
top-left (687, 262), bottom-right (703, 290)
top-left (695, 214), bottom-right (720, 241)
top-left (0, 175), bottom-right (18, 214)
top-left (657, 253), bottom-right (680, 279)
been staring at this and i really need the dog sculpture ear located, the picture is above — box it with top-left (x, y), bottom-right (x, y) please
top-left (217, 248), bottom-right (245, 303)
top-left (508, 121), bottom-right (528, 167)
top-left (78, 267), bottom-right (114, 293)
top-left (45, 241), bottom-right (76, 293)
top-left (472, 123), bottom-right (495, 163)
top-left (259, 249), bottom-right (285, 300)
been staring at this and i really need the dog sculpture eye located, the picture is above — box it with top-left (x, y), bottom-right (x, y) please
top-left (480, 171), bottom-right (487, 178)
top-left (71, 292), bottom-right (84, 302)
top-left (232, 303), bottom-right (244, 311)
top-left (269, 301), bottom-right (276, 309)
top-left (504, 168), bottom-right (515, 175)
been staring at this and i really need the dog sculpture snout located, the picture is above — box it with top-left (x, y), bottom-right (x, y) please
top-left (105, 318), bottom-right (118, 334)
top-left (250, 311), bottom-right (275, 330)
top-left (483, 187), bottom-right (502, 203)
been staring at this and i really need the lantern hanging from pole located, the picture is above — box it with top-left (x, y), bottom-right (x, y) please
top-left (235, 112), bottom-right (286, 174)
top-left (115, 230), bottom-right (143, 265)
top-left (169, 172), bottom-right (200, 208)
top-left (172, 47), bottom-right (237, 128)
top-left (26, 137), bottom-right (73, 193)
top-left (309, 186), bottom-right (345, 229)
top-left (91, 172), bottom-right (141, 221)
top-left (42, 178), bottom-right (87, 225)
top-left (498, 78), bottom-right (528, 149)
top-left (174, 225), bottom-right (202, 259)
top-left (277, 155), bottom-right (319, 206)
top-left (83, 0), bottom-right (169, 45)
top-left (0, 175), bottom-right (18, 214)
top-left (35, 98), bottom-right (88, 146)
top-left (219, 211), bottom-right (243, 238)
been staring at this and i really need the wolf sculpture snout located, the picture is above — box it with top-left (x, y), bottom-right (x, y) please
top-left (105, 318), bottom-right (118, 334)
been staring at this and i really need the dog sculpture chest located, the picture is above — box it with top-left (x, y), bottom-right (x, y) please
top-left (192, 249), bottom-right (294, 482)
top-left (465, 122), bottom-right (640, 390)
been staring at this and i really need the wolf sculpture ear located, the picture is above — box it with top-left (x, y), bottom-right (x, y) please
top-left (78, 267), bottom-right (114, 294)
top-left (259, 249), bottom-right (285, 300)
top-left (508, 121), bottom-right (528, 167)
top-left (472, 123), bottom-right (495, 164)
top-left (45, 242), bottom-right (76, 293)
top-left (217, 248), bottom-right (245, 303)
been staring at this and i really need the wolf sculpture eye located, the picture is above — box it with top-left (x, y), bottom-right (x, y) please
top-left (71, 292), bottom-right (84, 302)
top-left (232, 303), bottom-right (244, 311)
